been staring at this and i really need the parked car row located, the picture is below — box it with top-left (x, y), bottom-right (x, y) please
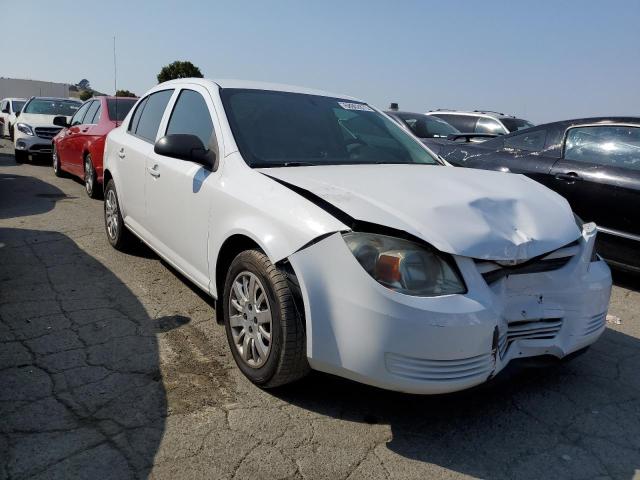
top-left (4, 79), bottom-right (623, 395)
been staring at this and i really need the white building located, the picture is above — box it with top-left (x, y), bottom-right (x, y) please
top-left (0, 77), bottom-right (71, 99)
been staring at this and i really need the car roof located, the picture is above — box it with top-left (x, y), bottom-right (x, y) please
top-left (152, 78), bottom-right (361, 102)
top-left (426, 110), bottom-right (517, 120)
top-left (29, 96), bottom-right (82, 102)
top-left (386, 110), bottom-right (449, 119)
top-left (541, 116), bottom-right (640, 128)
top-left (2, 97), bottom-right (26, 101)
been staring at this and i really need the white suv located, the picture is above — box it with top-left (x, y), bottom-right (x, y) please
top-left (13, 97), bottom-right (81, 162)
top-left (103, 78), bottom-right (610, 394)
top-left (0, 97), bottom-right (26, 138)
top-left (425, 110), bottom-right (534, 135)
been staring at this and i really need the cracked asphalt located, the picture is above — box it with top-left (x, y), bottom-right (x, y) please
top-left (0, 137), bottom-right (639, 480)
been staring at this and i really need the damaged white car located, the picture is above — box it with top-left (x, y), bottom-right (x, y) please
top-left (103, 79), bottom-right (612, 394)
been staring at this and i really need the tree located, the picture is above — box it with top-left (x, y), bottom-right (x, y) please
top-left (115, 89), bottom-right (137, 98)
top-left (157, 61), bottom-right (203, 83)
top-left (79, 90), bottom-right (93, 101)
top-left (77, 79), bottom-right (91, 90)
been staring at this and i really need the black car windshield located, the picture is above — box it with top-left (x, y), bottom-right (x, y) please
top-left (107, 98), bottom-right (137, 121)
top-left (23, 99), bottom-right (81, 116)
top-left (11, 101), bottom-right (25, 112)
top-left (501, 118), bottom-right (534, 132)
top-left (395, 112), bottom-right (460, 138)
top-left (220, 89), bottom-right (441, 167)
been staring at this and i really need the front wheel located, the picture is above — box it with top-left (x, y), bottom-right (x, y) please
top-left (14, 150), bottom-right (28, 163)
top-left (104, 180), bottom-right (133, 251)
top-left (84, 154), bottom-right (101, 199)
top-left (223, 250), bottom-right (309, 388)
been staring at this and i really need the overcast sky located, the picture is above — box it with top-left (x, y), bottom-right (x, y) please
top-left (4, 0), bottom-right (639, 123)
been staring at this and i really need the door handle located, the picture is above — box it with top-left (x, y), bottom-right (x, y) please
top-left (148, 164), bottom-right (160, 178)
top-left (554, 172), bottom-right (582, 183)
top-left (118, 148), bottom-right (125, 159)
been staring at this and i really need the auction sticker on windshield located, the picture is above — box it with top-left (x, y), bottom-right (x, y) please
top-left (338, 102), bottom-right (374, 112)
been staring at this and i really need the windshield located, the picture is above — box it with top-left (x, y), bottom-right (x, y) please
top-left (395, 112), bottom-right (460, 138)
top-left (11, 101), bottom-right (25, 113)
top-left (501, 118), bottom-right (534, 132)
top-left (220, 89), bottom-right (440, 167)
top-left (107, 98), bottom-right (137, 121)
top-left (23, 99), bottom-right (81, 116)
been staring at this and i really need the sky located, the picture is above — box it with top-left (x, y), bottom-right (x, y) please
top-left (3, 0), bottom-right (639, 124)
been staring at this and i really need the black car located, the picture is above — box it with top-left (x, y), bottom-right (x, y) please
top-left (385, 109), bottom-right (497, 155)
top-left (439, 117), bottom-right (640, 271)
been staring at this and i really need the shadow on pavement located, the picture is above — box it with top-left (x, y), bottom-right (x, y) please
top-left (0, 228), bottom-right (168, 479)
top-left (0, 173), bottom-right (76, 220)
top-left (272, 328), bottom-right (640, 479)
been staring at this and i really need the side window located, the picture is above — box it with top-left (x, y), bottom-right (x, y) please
top-left (1, 101), bottom-right (6, 111)
top-left (564, 126), bottom-right (640, 171)
top-left (128, 97), bottom-right (148, 134)
top-left (166, 89), bottom-right (214, 146)
top-left (434, 114), bottom-right (476, 133)
top-left (90, 103), bottom-right (102, 124)
top-left (504, 129), bottom-right (547, 152)
top-left (134, 90), bottom-right (173, 142)
top-left (84, 101), bottom-right (100, 125)
top-left (70, 102), bottom-right (92, 126)
top-left (475, 117), bottom-right (504, 134)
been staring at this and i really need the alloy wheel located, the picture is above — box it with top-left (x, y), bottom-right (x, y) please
top-left (85, 157), bottom-right (94, 195)
top-left (228, 271), bottom-right (273, 368)
top-left (105, 189), bottom-right (119, 240)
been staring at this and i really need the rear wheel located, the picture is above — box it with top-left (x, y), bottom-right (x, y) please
top-left (52, 145), bottom-right (65, 177)
top-left (223, 249), bottom-right (309, 388)
top-left (104, 179), bottom-right (133, 251)
top-left (84, 154), bottom-right (101, 199)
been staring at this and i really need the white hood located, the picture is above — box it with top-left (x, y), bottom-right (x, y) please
top-left (16, 113), bottom-right (71, 127)
top-left (260, 164), bottom-right (581, 261)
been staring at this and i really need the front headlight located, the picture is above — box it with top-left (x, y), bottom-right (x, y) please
top-left (342, 232), bottom-right (466, 296)
top-left (16, 123), bottom-right (34, 136)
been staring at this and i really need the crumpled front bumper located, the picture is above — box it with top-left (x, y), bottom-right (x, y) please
top-left (288, 227), bottom-right (611, 394)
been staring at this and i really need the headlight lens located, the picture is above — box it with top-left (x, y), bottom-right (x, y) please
top-left (342, 232), bottom-right (466, 296)
top-left (16, 123), bottom-right (34, 136)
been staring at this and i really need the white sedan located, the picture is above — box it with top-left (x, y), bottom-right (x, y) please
top-left (102, 79), bottom-right (611, 394)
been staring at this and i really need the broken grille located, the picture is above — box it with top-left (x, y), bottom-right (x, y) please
top-left (476, 240), bottom-right (580, 285)
top-left (499, 318), bottom-right (563, 357)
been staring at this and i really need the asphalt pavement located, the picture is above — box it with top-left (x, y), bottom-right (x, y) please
top-left (1, 138), bottom-right (639, 480)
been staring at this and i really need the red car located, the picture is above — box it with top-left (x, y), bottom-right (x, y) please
top-left (52, 96), bottom-right (137, 198)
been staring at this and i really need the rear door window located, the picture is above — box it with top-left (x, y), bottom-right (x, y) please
top-left (84, 101), bottom-right (100, 125)
top-left (475, 117), bottom-right (504, 134)
top-left (433, 114), bottom-right (477, 133)
top-left (131, 90), bottom-right (173, 142)
top-left (504, 129), bottom-right (547, 151)
top-left (564, 125), bottom-right (640, 171)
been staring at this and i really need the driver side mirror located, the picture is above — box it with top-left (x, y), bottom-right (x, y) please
top-left (53, 116), bottom-right (70, 128)
top-left (1, 106), bottom-right (9, 114)
top-left (14, 110), bottom-right (20, 117)
top-left (154, 134), bottom-right (217, 169)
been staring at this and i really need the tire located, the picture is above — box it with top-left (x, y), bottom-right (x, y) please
top-left (84, 154), bottom-right (101, 199)
top-left (104, 179), bottom-right (134, 251)
top-left (52, 145), bottom-right (65, 177)
top-left (14, 150), bottom-right (28, 163)
top-left (9, 125), bottom-right (14, 141)
top-left (223, 249), bottom-right (309, 388)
